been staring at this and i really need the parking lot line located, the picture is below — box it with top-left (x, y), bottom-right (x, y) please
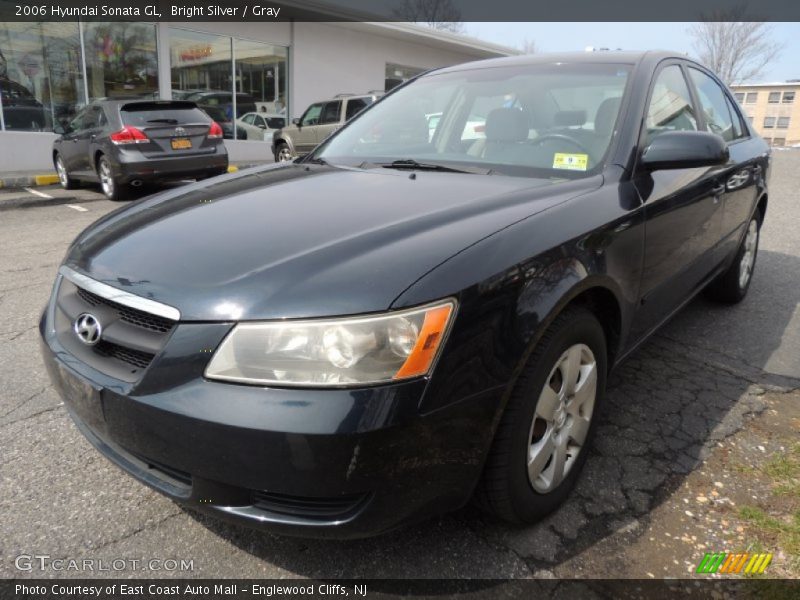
top-left (64, 204), bottom-right (88, 212)
top-left (23, 187), bottom-right (54, 199)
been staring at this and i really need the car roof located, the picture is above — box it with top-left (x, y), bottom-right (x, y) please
top-left (433, 50), bottom-right (693, 74)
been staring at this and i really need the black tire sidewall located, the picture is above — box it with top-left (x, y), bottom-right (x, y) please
top-left (505, 310), bottom-right (607, 522)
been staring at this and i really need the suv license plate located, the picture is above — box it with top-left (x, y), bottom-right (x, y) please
top-left (171, 138), bottom-right (192, 150)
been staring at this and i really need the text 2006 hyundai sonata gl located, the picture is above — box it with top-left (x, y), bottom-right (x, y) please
top-left (41, 51), bottom-right (769, 538)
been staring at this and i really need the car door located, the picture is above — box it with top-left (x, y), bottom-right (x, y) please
top-left (294, 103), bottom-right (323, 153)
top-left (69, 105), bottom-right (105, 177)
top-left (314, 100), bottom-right (343, 144)
top-left (686, 67), bottom-right (762, 263)
top-left (60, 106), bottom-right (90, 173)
top-left (630, 62), bottom-right (726, 340)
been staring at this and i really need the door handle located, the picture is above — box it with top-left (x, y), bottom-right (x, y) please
top-left (711, 184), bottom-right (726, 196)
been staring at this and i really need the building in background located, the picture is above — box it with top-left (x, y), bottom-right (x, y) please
top-left (0, 21), bottom-right (514, 170)
top-left (730, 81), bottom-right (800, 148)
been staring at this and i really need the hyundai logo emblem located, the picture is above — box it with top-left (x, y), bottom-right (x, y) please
top-left (73, 313), bottom-right (102, 346)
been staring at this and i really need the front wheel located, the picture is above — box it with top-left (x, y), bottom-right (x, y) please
top-left (705, 215), bottom-right (760, 304)
top-left (97, 156), bottom-right (128, 201)
top-left (274, 142), bottom-right (294, 162)
top-left (476, 306), bottom-right (607, 524)
top-left (54, 154), bottom-right (78, 190)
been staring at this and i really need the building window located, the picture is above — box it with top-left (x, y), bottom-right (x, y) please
top-left (768, 91), bottom-right (781, 103)
top-left (83, 23), bottom-right (158, 102)
top-left (772, 138), bottom-right (785, 147)
top-left (745, 92), bottom-right (758, 103)
top-left (170, 29), bottom-right (288, 142)
top-left (763, 116), bottom-right (776, 128)
top-left (783, 91), bottom-right (795, 104)
top-left (385, 63), bottom-right (424, 92)
top-left (0, 23), bottom-right (85, 132)
top-left (733, 92), bottom-right (745, 103)
top-left (777, 116), bottom-right (790, 129)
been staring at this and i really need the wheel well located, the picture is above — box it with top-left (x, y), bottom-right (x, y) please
top-left (52, 150), bottom-right (59, 164)
top-left (756, 194), bottom-right (768, 225)
top-left (94, 151), bottom-right (106, 172)
top-left (564, 287), bottom-right (622, 369)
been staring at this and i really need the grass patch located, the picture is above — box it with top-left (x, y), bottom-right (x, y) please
top-left (738, 506), bottom-right (800, 574)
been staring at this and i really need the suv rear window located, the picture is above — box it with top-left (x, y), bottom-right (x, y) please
top-left (120, 102), bottom-right (210, 126)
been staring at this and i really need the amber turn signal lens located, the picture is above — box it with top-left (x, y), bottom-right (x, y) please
top-left (393, 303), bottom-right (454, 379)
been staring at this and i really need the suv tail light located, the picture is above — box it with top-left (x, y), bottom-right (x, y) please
top-left (208, 121), bottom-right (223, 139)
top-left (110, 126), bottom-right (149, 145)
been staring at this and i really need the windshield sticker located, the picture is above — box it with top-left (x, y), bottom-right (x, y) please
top-left (553, 153), bottom-right (589, 171)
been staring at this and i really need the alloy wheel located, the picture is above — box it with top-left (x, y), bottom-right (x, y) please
top-left (738, 219), bottom-right (758, 289)
top-left (56, 156), bottom-right (68, 187)
top-left (527, 343), bottom-right (597, 493)
top-left (277, 147), bottom-right (294, 162)
top-left (99, 159), bottom-right (114, 197)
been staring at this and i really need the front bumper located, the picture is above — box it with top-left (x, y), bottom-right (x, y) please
top-left (39, 297), bottom-right (498, 538)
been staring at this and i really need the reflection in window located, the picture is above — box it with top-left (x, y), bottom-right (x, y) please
top-left (385, 63), bottom-right (424, 91)
top-left (0, 23), bottom-right (84, 131)
top-left (84, 23), bottom-right (158, 101)
top-left (688, 68), bottom-right (735, 142)
top-left (645, 65), bottom-right (697, 142)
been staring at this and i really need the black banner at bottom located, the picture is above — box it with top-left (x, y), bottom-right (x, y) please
top-left (2, 579), bottom-right (799, 600)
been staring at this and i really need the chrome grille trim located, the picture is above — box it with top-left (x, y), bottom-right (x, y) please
top-left (58, 266), bottom-right (181, 321)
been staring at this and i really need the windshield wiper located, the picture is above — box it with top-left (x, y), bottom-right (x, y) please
top-left (146, 118), bottom-right (179, 124)
top-left (303, 156), bottom-right (330, 165)
top-left (381, 159), bottom-right (492, 175)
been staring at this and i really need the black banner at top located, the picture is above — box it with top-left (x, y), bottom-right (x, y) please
top-left (1, 0), bottom-right (800, 22)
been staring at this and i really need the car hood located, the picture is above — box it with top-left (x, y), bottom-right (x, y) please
top-left (63, 164), bottom-right (598, 321)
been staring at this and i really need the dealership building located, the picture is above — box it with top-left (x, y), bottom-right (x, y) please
top-left (0, 18), bottom-right (514, 171)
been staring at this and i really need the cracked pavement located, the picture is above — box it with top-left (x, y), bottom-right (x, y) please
top-left (1, 154), bottom-right (798, 578)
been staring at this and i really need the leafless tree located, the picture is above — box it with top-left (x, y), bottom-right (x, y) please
top-left (394, 0), bottom-right (464, 34)
top-left (688, 10), bottom-right (783, 84)
top-left (519, 37), bottom-right (538, 55)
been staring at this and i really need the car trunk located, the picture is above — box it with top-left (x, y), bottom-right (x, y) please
top-left (120, 101), bottom-right (217, 158)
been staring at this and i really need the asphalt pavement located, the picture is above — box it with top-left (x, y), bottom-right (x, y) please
top-left (1, 153), bottom-right (798, 578)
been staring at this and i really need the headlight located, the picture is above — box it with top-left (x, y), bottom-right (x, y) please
top-left (205, 299), bottom-right (456, 387)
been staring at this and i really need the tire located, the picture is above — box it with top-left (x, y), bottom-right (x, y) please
top-left (54, 153), bottom-right (78, 190)
top-left (705, 215), bottom-right (760, 304)
top-left (96, 155), bottom-right (128, 201)
top-left (476, 306), bottom-right (607, 524)
top-left (274, 142), bottom-right (294, 163)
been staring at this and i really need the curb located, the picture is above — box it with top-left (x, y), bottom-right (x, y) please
top-left (0, 165), bottom-right (242, 190)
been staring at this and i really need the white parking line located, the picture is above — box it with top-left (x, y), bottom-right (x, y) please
top-left (23, 187), bottom-right (53, 199)
top-left (65, 204), bottom-right (88, 212)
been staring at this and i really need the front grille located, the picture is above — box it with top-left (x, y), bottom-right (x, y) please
top-left (95, 340), bottom-right (155, 369)
top-left (77, 287), bottom-right (174, 333)
top-left (54, 277), bottom-right (177, 382)
top-left (251, 490), bottom-right (369, 520)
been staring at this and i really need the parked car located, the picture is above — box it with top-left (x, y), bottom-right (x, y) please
top-left (1, 77), bottom-right (46, 130)
top-left (184, 91), bottom-right (257, 119)
top-left (236, 111), bottom-right (285, 141)
top-left (41, 52), bottom-right (769, 538)
top-left (271, 93), bottom-right (381, 161)
top-left (199, 105), bottom-right (247, 140)
top-left (52, 99), bottom-right (228, 200)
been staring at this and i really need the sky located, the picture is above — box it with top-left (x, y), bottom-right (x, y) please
top-left (464, 22), bottom-right (800, 83)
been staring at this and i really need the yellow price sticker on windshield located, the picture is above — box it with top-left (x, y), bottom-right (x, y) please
top-left (553, 153), bottom-right (588, 171)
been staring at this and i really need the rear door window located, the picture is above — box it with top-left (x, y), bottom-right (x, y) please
top-left (345, 98), bottom-right (369, 120)
top-left (320, 101), bottom-right (342, 125)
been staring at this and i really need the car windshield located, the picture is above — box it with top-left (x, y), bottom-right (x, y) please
top-left (316, 63), bottom-right (631, 178)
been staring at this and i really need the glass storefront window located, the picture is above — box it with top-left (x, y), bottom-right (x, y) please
top-left (233, 39), bottom-right (288, 141)
top-left (0, 23), bottom-right (85, 131)
top-left (84, 23), bottom-right (158, 101)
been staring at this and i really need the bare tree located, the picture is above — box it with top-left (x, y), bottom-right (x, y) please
top-left (394, 0), bottom-right (464, 34)
top-left (519, 37), bottom-right (538, 55)
top-left (688, 11), bottom-right (783, 84)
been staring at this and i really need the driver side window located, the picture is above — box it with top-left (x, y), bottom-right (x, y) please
top-left (645, 65), bottom-right (698, 144)
top-left (301, 103), bottom-right (323, 126)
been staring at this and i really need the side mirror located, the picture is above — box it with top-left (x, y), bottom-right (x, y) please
top-left (292, 118), bottom-right (300, 126)
top-left (53, 124), bottom-right (66, 135)
top-left (640, 131), bottom-right (729, 171)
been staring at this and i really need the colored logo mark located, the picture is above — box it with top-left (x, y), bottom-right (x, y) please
top-left (696, 552), bottom-right (773, 574)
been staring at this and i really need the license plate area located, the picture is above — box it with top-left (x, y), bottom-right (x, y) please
top-left (55, 362), bottom-right (104, 430)
top-left (171, 138), bottom-right (192, 150)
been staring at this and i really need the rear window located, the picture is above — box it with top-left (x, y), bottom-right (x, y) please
top-left (120, 102), bottom-right (210, 126)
